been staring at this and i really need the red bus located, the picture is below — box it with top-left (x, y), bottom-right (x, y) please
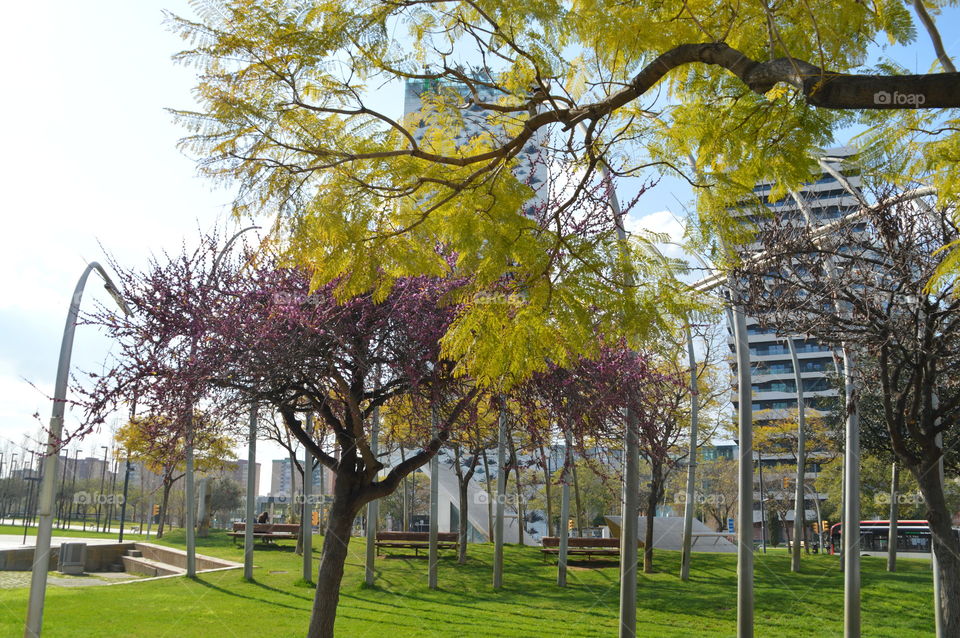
top-left (829, 520), bottom-right (960, 558)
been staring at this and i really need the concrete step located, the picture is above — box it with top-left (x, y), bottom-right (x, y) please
top-left (121, 555), bottom-right (184, 578)
top-left (125, 549), bottom-right (142, 558)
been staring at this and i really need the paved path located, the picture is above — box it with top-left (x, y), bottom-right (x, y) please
top-left (0, 535), bottom-right (127, 550)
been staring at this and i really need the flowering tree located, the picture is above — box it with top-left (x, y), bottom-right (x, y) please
top-left (84, 237), bottom-right (488, 637)
top-left (114, 413), bottom-right (236, 538)
top-left (514, 344), bottom-right (689, 571)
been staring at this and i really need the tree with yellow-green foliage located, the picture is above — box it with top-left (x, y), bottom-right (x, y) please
top-left (115, 413), bottom-right (237, 538)
top-left (172, 1), bottom-right (960, 371)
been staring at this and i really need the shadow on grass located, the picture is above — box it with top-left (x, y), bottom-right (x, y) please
top-left (193, 577), bottom-right (309, 612)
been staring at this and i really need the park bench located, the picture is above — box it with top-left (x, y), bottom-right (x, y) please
top-left (375, 531), bottom-right (459, 556)
top-left (227, 522), bottom-right (300, 546)
top-left (540, 536), bottom-right (632, 561)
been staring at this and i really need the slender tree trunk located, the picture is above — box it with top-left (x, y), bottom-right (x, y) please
top-left (539, 444), bottom-right (553, 537)
top-left (156, 479), bottom-right (172, 539)
top-left (643, 463), bottom-right (662, 574)
top-left (307, 479), bottom-right (360, 638)
top-left (913, 459), bottom-right (960, 637)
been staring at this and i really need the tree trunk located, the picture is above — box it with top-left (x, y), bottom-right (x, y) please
top-left (643, 464), bottom-right (663, 574)
top-left (156, 480), bottom-right (172, 539)
top-left (913, 459), bottom-right (960, 637)
top-left (458, 481), bottom-right (469, 564)
top-left (307, 479), bottom-right (360, 638)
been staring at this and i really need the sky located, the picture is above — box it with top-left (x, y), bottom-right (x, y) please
top-left (0, 2), bottom-right (956, 493)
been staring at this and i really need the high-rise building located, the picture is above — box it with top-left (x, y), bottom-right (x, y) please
top-left (269, 457), bottom-right (327, 498)
top-left (729, 146), bottom-right (862, 424)
top-left (727, 147), bottom-right (863, 543)
top-left (403, 77), bottom-right (549, 215)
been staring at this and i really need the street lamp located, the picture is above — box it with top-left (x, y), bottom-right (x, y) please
top-left (25, 261), bottom-right (131, 638)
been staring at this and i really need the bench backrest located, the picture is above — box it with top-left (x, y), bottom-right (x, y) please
top-left (232, 522), bottom-right (300, 534)
top-left (376, 531), bottom-right (459, 542)
top-left (541, 536), bottom-right (620, 548)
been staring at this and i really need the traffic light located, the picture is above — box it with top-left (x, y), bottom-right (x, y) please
top-left (152, 504), bottom-right (160, 516)
top-left (812, 522), bottom-right (819, 533)
top-left (311, 510), bottom-right (319, 526)
top-left (782, 476), bottom-right (790, 489)
top-left (568, 518), bottom-right (575, 531)
top-left (821, 520), bottom-right (829, 532)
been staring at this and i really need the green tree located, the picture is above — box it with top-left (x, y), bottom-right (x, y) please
top-left (114, 414), bottom-right (237, 538)
top-left (164, 0), bottom-right (960, 381)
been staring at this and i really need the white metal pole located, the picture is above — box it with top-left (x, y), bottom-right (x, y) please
top-left (428, 405), bottom-right (439, 590)
top-left (558, 429), bottom-right (572, 587)
top-left (841, 347), bottom-right (860, 638)
top-left (184, 419), bottom-right (196, 578)
top-left (364, 407), bottom-right (379, 586)
top-left (244, 405), bottom-right (257, 581)
top-left (493, 402), bottom-right (506, 590)
top-left (731, 298), bottom-right (755, 638)
top-left (304, 413), bottom-right (314, 584)
top-left (25, 262), bottom-right (130, 638)
top-left (680, 324), bottom-right (699, 581)
top-left (788, 337), bottom-right (807, 572)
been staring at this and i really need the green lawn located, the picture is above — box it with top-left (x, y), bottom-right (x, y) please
top-left (0, 528), bottom-right (937, 637)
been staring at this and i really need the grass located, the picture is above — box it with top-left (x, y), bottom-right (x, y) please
top-left (0, 528), bottom-right (938, 637)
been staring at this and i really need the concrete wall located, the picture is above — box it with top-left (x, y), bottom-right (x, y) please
top-left (0, 543), bottom-right (135, 571)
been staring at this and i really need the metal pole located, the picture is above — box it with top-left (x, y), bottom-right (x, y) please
top-left (428, 404), bottom-right (439, 590)
top-left (788, 337), bottom-right (806, 572)
top-left (602, 170), bottom-right (640, 638)
top-left (96, 446), bottom-right (107, 532)
top-left (118, 458), bottom-right (131, 542)
top-left (932, 429), bottom-right (944, 638)
top-left (244, 404), bottom-right (257, 581)
top-left (732, 299), bottom-right (755, 638)
top-left (304, 413), bottom-right (314, 584)
top-left (758, 449), bottom-right (766, 554)
top-left (66, 450), bottom-right (78, 531)
top-left (364, 407), bottom-right (378, 586)
top-left (492, 402), bottom-right (506, 590)
top-left (680, 323), bottom-right (699, 581)
top-left (887, 463), bottom-right (898, 572)
top-left (557, 429), bottom-right (572, 587)
top-left (364, 404), bottom-right (379, 585)
top-left (25, 261), bottom-right (129, 638)
top-left (55, 449), bottom-right (69, 530)
top-left (841, 347), bottom-right (860, 638)
top-left (184, 418), bottom-right (196, 577)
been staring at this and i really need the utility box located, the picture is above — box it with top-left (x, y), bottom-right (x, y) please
top-left (58, 543), bottom-right (86, 575)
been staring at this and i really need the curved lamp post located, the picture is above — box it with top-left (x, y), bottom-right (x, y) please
top-left (25, 262), bottom-right (131, 638)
